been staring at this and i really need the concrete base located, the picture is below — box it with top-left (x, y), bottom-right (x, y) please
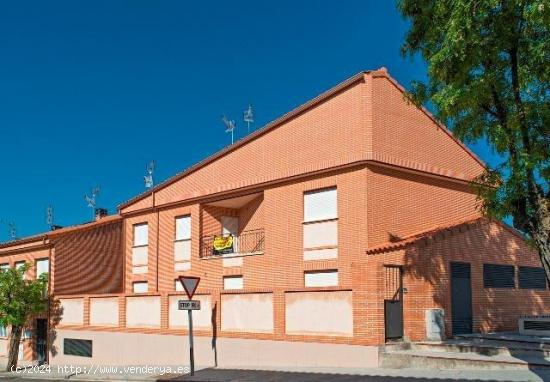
top-left (49, 330), bottom-right (378, 368)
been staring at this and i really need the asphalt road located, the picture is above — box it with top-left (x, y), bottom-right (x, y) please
top-left (1, 367), bottom-right (547, 382)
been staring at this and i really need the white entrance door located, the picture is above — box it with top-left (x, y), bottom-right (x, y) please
top-left (221, 216), bottom-right (239, 253)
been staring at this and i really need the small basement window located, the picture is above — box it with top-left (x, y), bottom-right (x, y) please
top-left (304, 270), bottom-right (338, 287)
top-left (483, 264), bottom-right (515, 288)
top-left (223, 276), bottom-right (243, 290)
top-left (519, 266), bottom-right (547, 290)
top-left (64, 338), bottom-right (92, 357)
top-left (132, 281), bottom-right (148, 293)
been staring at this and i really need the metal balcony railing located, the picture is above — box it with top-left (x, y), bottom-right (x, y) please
top-left (200, 228), bottom-right (265, 258)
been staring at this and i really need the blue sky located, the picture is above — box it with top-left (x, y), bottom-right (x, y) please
top-left (0, 1), bottom-right (500, 240)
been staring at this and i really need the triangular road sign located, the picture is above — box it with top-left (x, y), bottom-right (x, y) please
top-left (178, 276), bottom-right (200, 299)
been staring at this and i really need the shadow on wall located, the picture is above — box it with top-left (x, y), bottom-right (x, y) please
top-left (48, 298), bottom-right (63, 358)
top-left (402, 219), bottom-right (550, 379)
top-left (211, 302), bottom-right (218, 367)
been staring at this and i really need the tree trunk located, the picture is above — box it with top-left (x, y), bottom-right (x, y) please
top-left (531, 197), bottom-right (550, 285)
top-left (6, 325), bottom-right (22, 371)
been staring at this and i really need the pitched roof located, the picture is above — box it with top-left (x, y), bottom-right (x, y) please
top-left (117, 70), bottom-right (373, 210)
top-left (0, 214), bottom-right (122, 250)
top-left (365, 215), bottom-right (485, 254)
top-left (118, 68), bottom-right (486, 212)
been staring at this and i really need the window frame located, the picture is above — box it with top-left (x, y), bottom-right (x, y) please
top-left (304, 269), bottom-right (339, 287)
top-left (303, 187), bottom-right (338, 224)
top-left (223, 275), bottom-right (244, 290)
top-left (132, 281), bottom-right (148, 294)
top-left (132, 223), bottom-right (149, 248)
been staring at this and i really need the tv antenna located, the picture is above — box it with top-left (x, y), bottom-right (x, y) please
top-left (144, 160), bottom-right (155, 189)
top-left (46, 205), bottom-right (54, 229)
top-left (222, 115), bottom-right (236, 145)
top-left (243, 104), bottom-right (254, 133)
top-left (0, 219), bottom-right (17, 241)
top-left (84, 186), bottom-right (100, 219)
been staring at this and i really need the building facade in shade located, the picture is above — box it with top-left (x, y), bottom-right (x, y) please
top-left (0, 68), bottom-right (548, 368)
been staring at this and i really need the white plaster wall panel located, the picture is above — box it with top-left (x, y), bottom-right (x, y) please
top-left (126, 296), bottom-right (160, 328)
top-left (221, 293), bottom-right (273, 333)
top-left (174, 240), bottom-right (191, 262)
top-left (303, 220), bottom-right (337, 248)
top-left (89, 297), bottom-right (119, 326)
top-left (285, 291), bottom-right (353, 336)
top-left (303, 248), bottom-right (338, 261)
top-left (59, 298), bottom-right (84, 325)
top-left (132, 246), bottom-right (148, 266)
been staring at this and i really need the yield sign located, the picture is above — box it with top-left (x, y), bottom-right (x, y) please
top-left (178, 276), bottom-right (200, 299)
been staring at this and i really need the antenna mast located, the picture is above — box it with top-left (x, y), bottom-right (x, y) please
top-left (243, 104), bottom-right (254, 133)
top-left (144, 160), bottom-right (156, 189)
top-left (84, 186), bottom-right (101, 220)
top-left (0, 219), bottom-right (17, 241)
top-left (222, 115), bottom-right (236, 145)
top-left (46, 205), bottom-right (54, 230)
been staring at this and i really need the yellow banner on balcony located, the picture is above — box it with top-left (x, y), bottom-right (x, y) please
top-left (213, 235), bottom-right (234, 254)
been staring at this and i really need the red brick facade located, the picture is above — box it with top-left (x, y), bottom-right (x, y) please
top-left (1, 68), bottom-right (548, 365)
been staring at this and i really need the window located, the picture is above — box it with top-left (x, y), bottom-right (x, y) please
top-left (304, 188), bottom-right (337, 222)
top-left (36, 259), bottom-right (49, 279)
top-left (22, 329), bottom-right (31, 339)
top-left (519, 267), bottom-right (547, 290)
top-left (304, 270), bottom-right (338, 287)
top-left (223, 276), bottom-right (243, 290)
top-left (133, 224), bottom-right (148, 247)
top-left (303, 188), bottom-right (338, 261)
top-left (132, 224), bottom-right (148, 274)
top-left (132, 281), bottom-right (148, 293)
top-left (0, 326), bottom-right (7, 337)
top-left (15, 261), bottom-right (27, 279)
top-left (64, 338), bottom-right (92, 357)
top-left (0, 264), bottom-right (8, 272)
top-left (174, 216), bottom-right (191, 270)
top-left (483, 264), bottom-right (515, 288)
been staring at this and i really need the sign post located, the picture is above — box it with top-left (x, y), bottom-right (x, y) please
top-left (178, 276), bottom-right (201, 376)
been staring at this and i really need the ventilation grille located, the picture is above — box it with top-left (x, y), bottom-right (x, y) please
top-left (524, 320), bottom-right (550, 331)
top-left (483, 264), bottom-right (515, 288)
top-left (64, 338), bottom-right (92, 357)
top-left (451, 262), bottom-right (471, 279)
top-left (519, 267), bottom-right (547, 290)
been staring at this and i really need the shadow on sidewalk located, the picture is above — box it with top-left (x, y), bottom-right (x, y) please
top-left (158, 368), bottom-right (502, 382)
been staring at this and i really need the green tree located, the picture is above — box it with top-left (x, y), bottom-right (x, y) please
top-left (0, 264), bottom-right (48, 371)
top-left (397, 0), bottom-right (550, 280)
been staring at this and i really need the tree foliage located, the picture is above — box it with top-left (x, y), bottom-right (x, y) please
top-left (0, 264), bottom-right (48, 370)
top-left (397, 0), bottom-right (550, 280)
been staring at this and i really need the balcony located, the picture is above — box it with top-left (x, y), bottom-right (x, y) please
top-left (200, 228), bottom-right (265, 258)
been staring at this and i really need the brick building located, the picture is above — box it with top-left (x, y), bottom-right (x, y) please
top-left (1, 68), bottom-right (548, 368)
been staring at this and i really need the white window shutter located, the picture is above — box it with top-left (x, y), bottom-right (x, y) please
top-left (133, 282), bottom-right (148, 293)
top-left (304, 188), bottom-right (337, 222)
top-left (133, 224), bottom-right (149, 246)
top-left (223, 276), bottom-right (243, 290)
top-left (175, 216), bottom-right (191, 241)
top-left (305, 271), bottom-right (338, 287)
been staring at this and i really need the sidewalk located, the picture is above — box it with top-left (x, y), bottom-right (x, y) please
top-left (1, 364), bottom-right (550, 382)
